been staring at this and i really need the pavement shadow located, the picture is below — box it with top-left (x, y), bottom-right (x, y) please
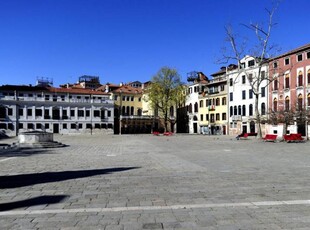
top-left (0, 195), bottom-right (69, 211)
top-left (0, 148), bottom-right (53, 158)
top-left (0, 167), bottom-right (140, 189)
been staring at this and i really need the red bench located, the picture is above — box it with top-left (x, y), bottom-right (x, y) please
top-left (163, 132), bottom-right (173, 136)
top-left (283, 133), bottom-right (304, 143)
top-left (237, 133), bottom-right (248, 140)
top-left (263, 134), bottom-right (277, 142)
top-left (153, 131), bottom-right (160, 136)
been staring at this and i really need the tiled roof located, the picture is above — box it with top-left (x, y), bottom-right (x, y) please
top-left (271, 43), bottom-right (310, 60)
top-left (112, 85), bottom-right (143, 94)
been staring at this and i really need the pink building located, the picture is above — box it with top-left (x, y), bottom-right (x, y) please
top-left (268, 43), bottom-right (310, 137)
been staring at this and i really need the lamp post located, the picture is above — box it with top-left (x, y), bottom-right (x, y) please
top-left (119, 90), bottom-right (122, 135)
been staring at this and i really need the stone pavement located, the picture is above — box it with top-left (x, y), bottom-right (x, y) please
top-left (0, 134), bottom-right (310, 230)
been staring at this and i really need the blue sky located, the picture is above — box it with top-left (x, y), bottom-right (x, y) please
top-left (0, 0), bottom-right (309, 87)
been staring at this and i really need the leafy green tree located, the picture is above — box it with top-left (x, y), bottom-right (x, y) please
top-left (147, 67), bottom-right (185, 132)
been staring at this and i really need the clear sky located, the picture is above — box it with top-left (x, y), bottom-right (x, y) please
top-left (0, 0), bottom-right (309, 87)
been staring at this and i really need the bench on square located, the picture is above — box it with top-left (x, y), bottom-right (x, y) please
top-left (263, 134), bottom-right (277, 142)
top-left (283, 133), bottom-right (305, 143)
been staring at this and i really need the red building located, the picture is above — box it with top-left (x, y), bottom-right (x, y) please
top-left (268, 43), bottom-right (310, 137)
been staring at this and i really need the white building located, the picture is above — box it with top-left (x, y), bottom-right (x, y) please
top-left (186, 72), bottom-right (208, 134)
top-left (227, 56), bottom-right (269, 135)
top-left (0, 84), bottom-right (114, 136)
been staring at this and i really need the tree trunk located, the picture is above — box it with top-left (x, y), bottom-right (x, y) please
top-left (255, 93), bottom-right (262, 138)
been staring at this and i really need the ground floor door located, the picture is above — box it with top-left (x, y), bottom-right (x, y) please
top-left (53, 123), bottom-right (59, 133)
top-left (193, 123), bottom-right (198, 133)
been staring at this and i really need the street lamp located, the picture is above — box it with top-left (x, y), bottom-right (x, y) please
top-left (119, 90), bottom-right (122, 135)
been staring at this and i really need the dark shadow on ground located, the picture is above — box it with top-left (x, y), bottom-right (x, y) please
top-left (0, 195), bottom-right (69, 211)
top-left (0, 167), bottom-right (140, 189)
top-left (0, 148), bottom-right (53, 157)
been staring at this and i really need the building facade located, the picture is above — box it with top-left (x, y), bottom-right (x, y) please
top-left (268, 43), bottom-right (310, 138)
top-left (227, 56), bottom-right (269, 136)
top-left (0, 84), bottom-right (114, 136)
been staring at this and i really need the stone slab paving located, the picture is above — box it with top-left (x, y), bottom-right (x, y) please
top-left (0, 134), bottom-right (310, 229)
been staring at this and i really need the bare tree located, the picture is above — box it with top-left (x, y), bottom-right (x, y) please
top-left (221, 2), bottom-right (280, 138)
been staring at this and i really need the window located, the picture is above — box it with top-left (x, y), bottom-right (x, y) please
top-left (86, 110), bottom-right (90, 117)
top-left (194, 102), bottom-right (198, 113)
top-left (273, 98), bottom-right (277, 112)
top-left (308, 70), bottom-right (310, 85)
top-left (27, 108), bottom-right (32, 116)
top-left (27, 123), bottom-right (34, 129)
top-left (19, 123), bottom-right (23, 129)
top-left (63, 124), bottom-right (67, 129)
top-left (248, 74), bottom-right (253, 83)
top-left (19, 108), bottom-right (24, 116)
top-left (45, 95), bottom-right (50, 101)
top-left (94, 110), bottom-right (100, 117)
top-left (249, 104), bottom-right (253, 116)
top-left (36, 123), bottom-right (42, 129)
top-left (200, 114), bottom-right (203, 121)
top-left (222, 113), bottom-right (226, 120)
top-left (261, 87), bottom-right (265, 97)
top-left (188, 103), bottom-right (192, 113)
top-left (35, 109), bottom-right (42, 117)
top-left (108, 111), bottom-right (111, 117)
top-left (210, 114), bottom-right (215, 123)
top-left (307, 51), bottom-right (310, 59)
top-left (230, 106), bottom-right (233, 117)
top-left (206, 114), bottom-right (209, 121)
top-left (249, 89), bottom-right (253, 99)
top-left (285, 74), bottom-right (290, 89)
top-left (70, 110), bottom-right (75, 117)
top-left (242, 105), bottom-right (246, 116)
top-left (238, 105), bottom-right (241, 115)
top-left (131, 106), bottom-right (134, 115)
top-left (79, 124), bottom-right (83, 129)
top-left (242, 75), bottom-right (246, 84)
top-left (273, 79), bottom-right (278, 90)
top-left (261, 103), bottom-right (266, 115)
top-left (216, 98), bottom-right (220, 106)
top-left (261, 71), bottom-right (265, 79)
top-left (297, 53), bottom-right (303, 62)
top-left (298, 71), bottom-right (303, 87)
top-left (229, 78), bottom-right (233, 86)
top-left (285, 96), bottom-right (290, 111)
top-left (199, 100), bottom-right (203, 108)
top-left (71, 123), bottom-right (76, 129)
top-left (44, 109), bottom-right (50, 119)
top-left (230, 92), bottom-right (233, 101)
top-left (122, 96), bottom-right (126, 101)
top-left (114, 95), bottom-right (118, 100)
top-left (222, 97), bottom-right (226, 105)
top-left (248, 60), bottom-right (255, 67)
top-left (138, 97), bottom-right (141, 102)
top-left (216, 113), bottom-right (220, 121)
top-left (273, 62), bottom-right (278, 69)
top-left (285, 58), bottom-right (290, 65)
top-left (308, 94), bottom-right (310, 107)
top-left (131, 96), bottom-right (134, 101)
top-left (298, 94), bottom-right (303, 111)
top-left (45, 123), bottom-right (49, 129)
top-left (242, 90), bottom-right (246, 100)
top-left (220, 85), bottom-right (225, 91)
top-left (8, 108), bottom-right (13, 116)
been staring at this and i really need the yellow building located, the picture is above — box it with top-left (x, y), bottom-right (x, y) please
top-left (199, 67), bottom-right (228, 135)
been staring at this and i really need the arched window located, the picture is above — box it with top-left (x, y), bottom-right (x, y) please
top-left (238, 105), bottom-right (242, 115)
top-left (242, 105), bottom-right (246, 116)
top-left (188, 103), bottom-right (192, 113)
top-left (230, 106), bottom-right (233, 117)
top-left (137, 108), bottom-right (142, 116)
top-left (222, 97), bottom-right (226, 105)
top-left (273, 98), bottom-right (277, 112)
top-left (273, 79), bottom-right (278, 91)
top-left (298, 71), bottom-right (303, 87)
top-left (212, 98), bottom-right (215, 105)
top-left (285, 74), bottom-right (290, 89)
top-left (261, 103), bottom-right (266, 115)
top-left (216, 98), bottom-right (220, 106)
top-left (122, 106), bottom-right (125, 115)
top-left (194, 102), bottom-right (198, 113)
top-left (298, 94), bottom-right (303, 111)
top-left (126, 106), bottom-right (130, 115)
top-left (234, 106), bottom-right (237, 115)
top-left (285, 96), bottom-right (290, 111)
top-left (130, 106), bottom-right (134, 115)
top-left (307, 70), bottom-right (310, 85)
top-left (249, 104), bottom-right (253, 116)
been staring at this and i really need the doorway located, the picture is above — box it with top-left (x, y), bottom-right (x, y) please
top-left (53, 123), bottom-right (59, 133)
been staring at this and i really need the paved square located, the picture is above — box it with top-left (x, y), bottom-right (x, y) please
top-left (0, 134), bottom-right (310, 229)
